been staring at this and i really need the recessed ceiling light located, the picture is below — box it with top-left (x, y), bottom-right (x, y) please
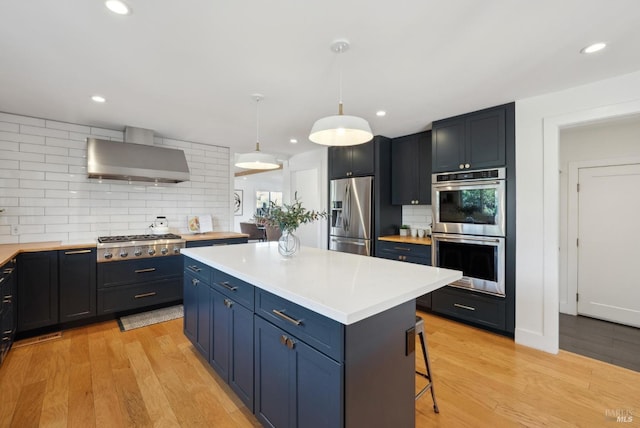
top-left (91, 95), bottom-right (106, 103)
top-left (289, 138), bottom-right (298, 144)
top-left (580, 42), bottom-right (606, 54)
top-left (105, 0), bottom-right (131, 15)
top-left (376, 110), bottom-right (387, 117)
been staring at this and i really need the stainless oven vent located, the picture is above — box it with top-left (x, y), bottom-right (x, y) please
top-left (86, 129), bottom-right (190, 183)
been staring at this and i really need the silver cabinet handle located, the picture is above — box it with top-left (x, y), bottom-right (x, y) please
top-left (224, 299), bottom-right (233, 308)
top-left (454, 303), bottom-right (476, 311)
top-left (394, 246), bottom-right (411, 252)
top-left (134, 292), bottom-right (157, 299)
top-left (135, 268), bottom-right (156, 273)
top-left (218, 281), bottom-right (238, 292)
top-left (188, 265), bottom-right (202, 272)
top-left (0, 277), bottom-right (4, 284)
top-left (64, 249), bottom-right (92, 255)
top-left (191, 278), bottom-right (199, 286)
top-left (272, 309), bottom-right (303, 326)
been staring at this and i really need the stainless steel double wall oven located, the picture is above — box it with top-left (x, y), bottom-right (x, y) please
top-left (431, 168), bottom-right (507, 297)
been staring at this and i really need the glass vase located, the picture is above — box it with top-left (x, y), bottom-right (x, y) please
top-left (278, 230), bottom-right (300, 257)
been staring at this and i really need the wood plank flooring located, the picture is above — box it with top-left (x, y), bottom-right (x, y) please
top-left (1, 312), bottom-right (638, 427)
top-left (560, 313), bottom-right (640, 372)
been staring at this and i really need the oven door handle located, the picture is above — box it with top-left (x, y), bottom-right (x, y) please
top-left (433, 234), bottom-right (502, 244)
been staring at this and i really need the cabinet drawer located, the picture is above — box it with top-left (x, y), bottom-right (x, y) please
top-left (97, 277), bottom-right (182, 314)
top-left (183, 256), bottom-right (212, 284)
top-left (212, 270), bottom-right (254, 310)
top-left (98, 257), bottom-right (182, 288)
top-left (256, 289), bottom-right (344, 362)
top-left (431, 287), bottom-right (505, 330)
top-left (376, 241), bottom-right (431, 264)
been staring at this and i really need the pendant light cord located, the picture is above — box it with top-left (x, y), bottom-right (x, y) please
top-left (338, 44), bottom-right (344, 115)
top-left (255, 97), bottom-right (261, 151)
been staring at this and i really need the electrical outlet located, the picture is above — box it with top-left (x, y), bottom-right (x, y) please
top-left (11, 225), bottom-right (19, 235)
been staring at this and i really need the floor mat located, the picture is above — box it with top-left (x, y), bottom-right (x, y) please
top-left (118, 305), bottom-right (183, 332)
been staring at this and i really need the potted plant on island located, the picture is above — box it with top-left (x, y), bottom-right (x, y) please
top-left (255, 192), bottom-right (327, 257)
top-left (399, 224), bottom-right (410, 237)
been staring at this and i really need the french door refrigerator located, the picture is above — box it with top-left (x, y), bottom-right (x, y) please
top-left (329, 176), bottom-right (373, 256)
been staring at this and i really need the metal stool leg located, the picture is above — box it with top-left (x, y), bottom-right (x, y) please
top-left (415, 316), bottom-right (439, 413)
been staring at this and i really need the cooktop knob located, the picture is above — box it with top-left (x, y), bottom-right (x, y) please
top-left (173, 247), bottom-right (181, 254)
top-left (120, 251), bottom-right (128, 258)
top-left (160, 247), bottom-right (168, 255)
top-left (148, 248), bottom-right (156, 256)
top-left (134, 248), bottom-right (142, 256)
top-left (104, 252), bottom-right (113, 259)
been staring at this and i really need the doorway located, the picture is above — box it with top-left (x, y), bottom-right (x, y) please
top-left (558, 115), bottom-right (640, 369)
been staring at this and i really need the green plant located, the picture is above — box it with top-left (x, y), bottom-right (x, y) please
top-left (400, 224), bottom-right (410, 229)
top-left (255, 192), bottom-right (327, 233)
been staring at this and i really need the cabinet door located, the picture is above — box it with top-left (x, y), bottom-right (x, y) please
top-left (391, 135), bottom-right (417, 205)
top-left (465, 108), bottom-right (506, 169)
top-left (255, 316), bottom-right (294, 428)
top-left (183, 272), bottom-right (198, 345)
top-left (59, 249), bottom-right (96, 322)
top-left (296, 337), bottom-right (343, 428)
top-left (229, 302), bottom-right (254, 411)
top-left (328, 146), bottom-right (352, 179)
top-left (432, 119), bottom-right (465, 172)
top-left (17, 251), bottom-right (58, 332)
top-left (210, 288), bottom-right (229, 380)
top-left (417, 131), bottom-right (432, 204)
top-left (350, 141), bottom-right (374, 177)
top-left (196, 280), bottom-right (211, 360)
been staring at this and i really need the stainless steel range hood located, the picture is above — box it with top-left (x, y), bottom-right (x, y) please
top-left (86, 128), bottom-right (190, 183)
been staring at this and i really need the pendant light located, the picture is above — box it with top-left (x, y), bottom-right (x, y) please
top-left (235, 94), bottom-right (280, 170)
top-left (309, 40), bottom-right (373, 146)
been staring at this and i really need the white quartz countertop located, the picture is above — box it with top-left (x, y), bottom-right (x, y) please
top-left (181, 242), bottom-right (462, 325)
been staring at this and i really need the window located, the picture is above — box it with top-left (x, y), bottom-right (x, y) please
top-left (256, 191), bottom-right (282, 215)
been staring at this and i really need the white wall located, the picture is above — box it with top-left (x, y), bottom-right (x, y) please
top-left (0, 112), bottom-right (231, 243)
top-left (515, 70), bottom-right (640, 353)
top-left (284, 147), bottom-right (328, 249)
top-left (558, 116), bottom-right (640, 314)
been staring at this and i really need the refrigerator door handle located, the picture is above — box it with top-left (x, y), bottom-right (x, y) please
top-left (331, 238), bottom-right (366, 246)
top-left (343, 182), bottom-right (350, 232)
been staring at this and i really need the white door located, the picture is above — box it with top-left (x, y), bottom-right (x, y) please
top-left (577, 163), bottom-right (640, 327)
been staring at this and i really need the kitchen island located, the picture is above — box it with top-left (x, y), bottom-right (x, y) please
top-left (181, 242), bottom-right (461, 428)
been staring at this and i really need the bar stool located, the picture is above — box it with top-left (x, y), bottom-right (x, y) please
top-left (415, 315), bottom-right (439, 413)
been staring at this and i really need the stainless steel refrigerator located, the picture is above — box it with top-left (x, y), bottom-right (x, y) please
top-left (329, 176), bottom-right (373, 256)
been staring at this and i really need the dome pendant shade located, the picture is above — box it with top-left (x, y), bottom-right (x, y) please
top-left (309, 113), bottom-right (373, 146)
top-left (234, 142), bottom-right (280, 170)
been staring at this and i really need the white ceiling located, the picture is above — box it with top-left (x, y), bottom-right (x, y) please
top-left (2, 0), bottom-right (640, 161)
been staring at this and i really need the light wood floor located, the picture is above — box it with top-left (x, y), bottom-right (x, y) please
top-left (1, 311), bottom-right (638, 427)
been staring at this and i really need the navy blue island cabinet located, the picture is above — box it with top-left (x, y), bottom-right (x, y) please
top-left (183, 255), bottom-right (416, 428)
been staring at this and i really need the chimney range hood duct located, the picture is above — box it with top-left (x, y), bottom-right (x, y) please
top-left (86, 127), bottom-right (190, 183)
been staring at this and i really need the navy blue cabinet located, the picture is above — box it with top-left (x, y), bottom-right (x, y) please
top-left (59, 248), bottom-right (96, 322)
top-left (210, 288), bottom-right (254, 410)
top-left (376, 241), bottom-right (432, 310)
top-left (184, 260), bottom-right (212, 359)
top-left (17, 251), bottom-right (59, 332)
top-left (328, 142), bottom-right (374, 179)
top-left (254, 316), bottom-right (342, 428)
top-left (1, 259), bottom-right (17, 365)
top-left (184, 257), bottom-right (255, 411)
top-left (391, 131), bottom-right (432, 206)
top-left (432, 103), bottom-right (509, 173)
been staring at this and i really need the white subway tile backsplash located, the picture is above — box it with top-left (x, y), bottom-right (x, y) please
top-left (0, 121), bottom-right (19, 132)
top-left (0, 112), bottom-right (45, 126)
top-left (22, 162), bottom-right (68, 173)
top-left (45, 120), bottom-right (91, 134)
top-left (0, 140), bottom-right (19, 152)
top-left (20, 125), bottom-right (68, 139)
top-left (0, 113), bottom-right (230, 242)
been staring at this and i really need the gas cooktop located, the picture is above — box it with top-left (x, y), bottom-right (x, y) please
top-left (96, 233), bottom-right (185, 262)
